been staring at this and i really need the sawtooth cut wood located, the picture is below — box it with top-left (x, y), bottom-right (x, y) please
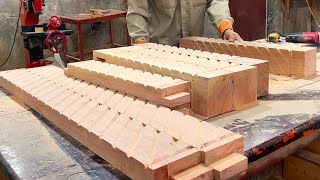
top-left (64, 60), bottom-right (191, 108)
top-left (0, 66), bottom-right (247, 180)
top-left (93, 44), bottom-right (259, 118)
top-left (180, 36), bottom-right (317, 78)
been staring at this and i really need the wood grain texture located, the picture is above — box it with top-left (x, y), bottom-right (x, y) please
top-left (64, 61), bottom-right (191, 108)
top-left (0, 66), bottom-right (246, 180)
top-left (93, 44), bottom-right (258, 118)
top-left (210, 153), bottom-right (248, 180)
top-left (180, 36), bottom-right (317, 78)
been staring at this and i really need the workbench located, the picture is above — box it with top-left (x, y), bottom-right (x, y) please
top-left (1, 49), bottom-right (320, 179)
top-left (60, 10), bottom-right (131, 62)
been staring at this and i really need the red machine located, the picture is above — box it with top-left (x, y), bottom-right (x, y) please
top-left (20, 0), bottom-right (72, 68)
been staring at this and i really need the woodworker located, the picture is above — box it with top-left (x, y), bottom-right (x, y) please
top-left (127, 0), bottom-right (243, 46)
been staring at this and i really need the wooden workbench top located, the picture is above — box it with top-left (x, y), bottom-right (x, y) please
top-left (1, 46), bottom-right (320, 179)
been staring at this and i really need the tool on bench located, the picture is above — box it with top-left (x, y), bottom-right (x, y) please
top-left (267, 31), bottom-right (320, 45)
top-left (19, 0), bottom-right (73, 68)
top-left (266, 32), bottom-right (281, 43)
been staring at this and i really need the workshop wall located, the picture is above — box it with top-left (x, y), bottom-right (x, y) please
top-left (0, 0), bottom-right (127, 71)
top-left (267, 0), bottom-right (319, 35)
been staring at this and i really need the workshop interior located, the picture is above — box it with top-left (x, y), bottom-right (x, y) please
top-left (0, 0), bottom-right (320, 179)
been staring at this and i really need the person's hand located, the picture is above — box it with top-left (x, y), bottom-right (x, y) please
top-left (223, 29), bottom-right (243, 42)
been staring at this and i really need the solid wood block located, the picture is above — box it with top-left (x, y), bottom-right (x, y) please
top-left (210, 153), bottom-right (248, 180)
top-left (180, 37), bottom-right (317, 78)
top-left (201, 134), bottom-right (244, 165)
top-left (228, 57), bottom-right (269, 97)
top-left (267, 45), bottom-right (291, 76)
top-left (171, 163), bottom-right (214, 180)
top-left (223, 65), bottom-right (258, 110)
top-left (192, 70), bottom-right (235, 118)
top-left (290, 47), bottom-right (317, 78)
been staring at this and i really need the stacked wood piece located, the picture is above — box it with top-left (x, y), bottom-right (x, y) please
top-left (65, 60), bottom-right (191, 108)
top-left (0, 66), bottom-right (247, 180)
top-left (137, 43), bottom-right (269, 97)
top-left (180, 37), bottom-right (317, 78)
top-left (93, 45), bottom-right (261, 118)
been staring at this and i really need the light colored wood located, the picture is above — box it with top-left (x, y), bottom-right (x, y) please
top-left (192, 70), bottom-right (235, 118)
top-left (228, 57), bottom-right (269, 97)
top-left (180, 37), bottom-right (317, 78)
top-left (94, 45), bottom-right (258, 118)
top-left (171, 164), bottom-right (214, 180)
top-left (0, 66), bottom-right (247, 180)
top-left (201, 134), bottom-right (244, 165)
top-left (290, 47), bottom-right (317, 78)
top-left (223, 65), bottom-right (258, 110)
top-left (64, 62), bottom-right (191, 109)
top-left (210, 153), bottom-right (248, 180)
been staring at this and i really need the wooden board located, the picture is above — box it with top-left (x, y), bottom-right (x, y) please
top-left (179, 37), bottom-right (317, 78)
top-left (64, 60), bottom-right (191, 108)
top-left (93, 44), bottom-right (259, 118)
top-left (0, 66), bottom-right (247, 180)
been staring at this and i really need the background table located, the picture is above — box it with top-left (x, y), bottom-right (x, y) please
top-left (61, 10), bottom-right (131, 62)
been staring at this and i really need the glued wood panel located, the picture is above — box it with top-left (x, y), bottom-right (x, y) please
top-left (180, 37), bottom-right (317, 78)
top-left (93, 44), bottom-right (259, 118)
top-left (0, 66), bottom-right (247, 180)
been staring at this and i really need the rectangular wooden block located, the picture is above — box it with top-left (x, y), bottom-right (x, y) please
top-left (210, 153), bottom-right (248, 180)
top-left (223, 65), bottom-right (258, 110)
top-left (290, 47), bottom-right (317, 78)
top-left (171, 164), bottom-right (214, 180)
top-left (201, 134), bottom-right (244, 165)
top-left (180, 37), bottom-right (317, 79)
top-left (192, 70), bottom-right (235, 118)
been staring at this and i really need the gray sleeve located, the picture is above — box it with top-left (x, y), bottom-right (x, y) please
top-left (126, 0), bottom-right (150, 43)
top-left (206, 0), bottom-right (234, 28)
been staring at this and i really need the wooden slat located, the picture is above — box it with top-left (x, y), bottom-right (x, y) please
top-left (210, 153), bottom-right (248, 180)
top-left (201, 134), bottom-right (244, 165)
top-left (171, 163), bottom-right (214, 180)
